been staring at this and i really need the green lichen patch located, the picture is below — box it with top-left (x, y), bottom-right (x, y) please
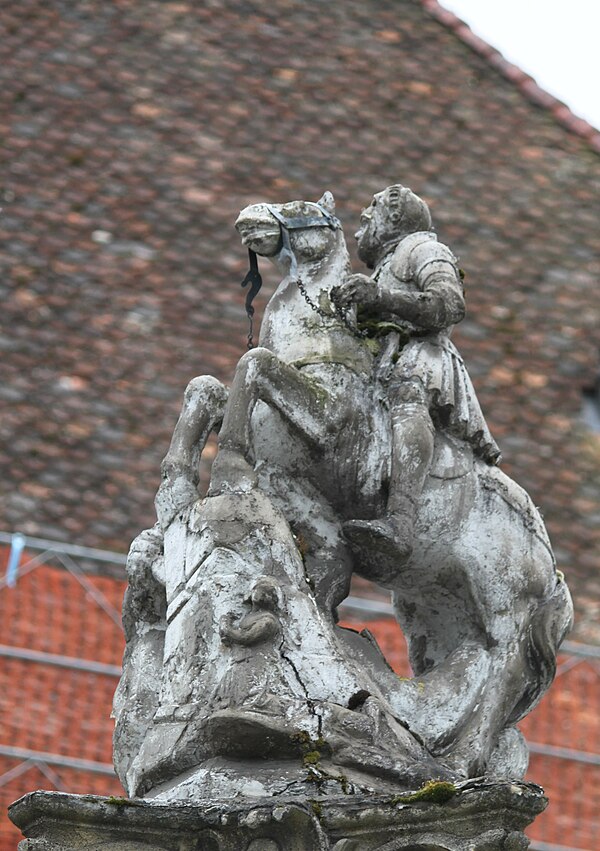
top-left (292, 731), bottom-right (352, 794)
top-left (392, 780), bottom-right (457, 806)
top-left (105, 796), bottom-right (134, 807)
top-left (310, 800), bottom-right (323, 819)
top-left (364, 336), bottom-right (381, 356)
top-left (338, 772), bottom-right (350, 795)
top-left (356, 311), bottom-right (411, 342)
top-left (303, 750), bottom-right (321, 765)
top-left (291, 731), bottom-right (332, 773)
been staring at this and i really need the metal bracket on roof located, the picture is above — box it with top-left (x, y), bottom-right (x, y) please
top-left (5, 532), bottom-right (26, 587)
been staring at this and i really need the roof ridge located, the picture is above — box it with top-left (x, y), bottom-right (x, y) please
top-left (421, 0), bottom-right (600, 154)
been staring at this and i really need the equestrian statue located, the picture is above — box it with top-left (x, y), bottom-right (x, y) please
top-left (113, 186), bottom-right (573, 805)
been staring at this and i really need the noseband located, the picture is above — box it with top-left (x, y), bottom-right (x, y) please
top-left (241, 202), bottom-right (341, 348)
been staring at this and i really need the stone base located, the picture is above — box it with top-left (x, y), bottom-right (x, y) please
top-left (9, 780), bottom-right (546, 851)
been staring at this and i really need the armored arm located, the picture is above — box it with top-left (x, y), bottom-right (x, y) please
top-left (380, 240), bottom-right (465, 331)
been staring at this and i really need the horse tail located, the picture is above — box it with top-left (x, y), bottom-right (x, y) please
top-left (509, 576), bottom-right (574, 724)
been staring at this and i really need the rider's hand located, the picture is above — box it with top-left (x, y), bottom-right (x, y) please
top-left (331, 274), bottom-right (378, 309)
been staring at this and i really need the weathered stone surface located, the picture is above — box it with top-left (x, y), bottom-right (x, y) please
top-left (9, 781), bottom-right (546, 850)
top-left (111, 190), bottom-right (572, 803)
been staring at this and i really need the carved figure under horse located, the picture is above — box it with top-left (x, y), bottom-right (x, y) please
top-left (114, 372), bottom-right (452, 801)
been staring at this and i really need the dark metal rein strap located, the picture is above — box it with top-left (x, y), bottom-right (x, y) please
top-left (240, 248), bottom-right (263, 350)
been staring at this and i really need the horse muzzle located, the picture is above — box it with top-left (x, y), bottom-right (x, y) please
top-left (235, 206), bottom-right (281, 257)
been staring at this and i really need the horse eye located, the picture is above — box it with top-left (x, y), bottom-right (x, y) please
top-left (372, 198), bottom-right (377, 207)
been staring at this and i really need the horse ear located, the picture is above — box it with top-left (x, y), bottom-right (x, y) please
top-left (317, 191), bottom-right (336, 213)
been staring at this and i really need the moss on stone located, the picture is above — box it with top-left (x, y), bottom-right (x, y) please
top-left (338, 773), bottom-right (350, 795)
top-left (292, 731), bottom-right (352, 793)
top-left (105, 797), bottom-right (134, 807)
top-left (392, 780), bottom-right (458, 805)
top-left (310, 800), bottom-right (323, 819)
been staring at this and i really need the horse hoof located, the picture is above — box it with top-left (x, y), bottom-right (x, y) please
top-left (342, 519), bottom-right (412, 584)
top-left (208, 449), bottom-right (258, 495)
top-left (344, 518), bottom-right (413, 558)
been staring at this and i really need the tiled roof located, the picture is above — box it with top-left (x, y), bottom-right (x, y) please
top-left (0, 0), bottom-right (599, 774)
top-left (422, 0), bottom-right (600, 149)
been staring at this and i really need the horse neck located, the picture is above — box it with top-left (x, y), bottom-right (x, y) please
top-left (260, 235), bottom-right (364, 365)
top-left (289, 234), bottom-right (351, 293)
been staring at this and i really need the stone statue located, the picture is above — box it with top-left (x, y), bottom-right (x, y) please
top-left (109, 187), bottom-right (573, 839)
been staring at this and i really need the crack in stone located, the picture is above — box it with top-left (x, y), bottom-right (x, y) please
top-left (279, 640), bottom-right (323, 736)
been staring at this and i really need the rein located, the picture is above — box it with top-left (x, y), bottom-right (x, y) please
top-left (241, 202), bottom-right (364, 348)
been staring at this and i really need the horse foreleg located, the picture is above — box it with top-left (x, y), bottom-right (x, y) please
top-left (211, 348), bottom-right (329, 492)
top-left (155, 375), bottom-right (228, 529)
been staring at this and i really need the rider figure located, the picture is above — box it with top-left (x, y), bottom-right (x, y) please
top-left (333, 185), bottom-right (501, 560)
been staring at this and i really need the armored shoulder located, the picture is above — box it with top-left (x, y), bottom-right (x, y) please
top-left (408, 236), bottom-right (459, 283)
top-left (389, 231), bottom-right (441, 281)
top-left (385, 232), bottom-right (464, 329)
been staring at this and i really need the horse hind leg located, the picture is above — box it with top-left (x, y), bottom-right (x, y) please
top-left (156, 375), bottom-right (228, 529)
top-left (440, 578), bottom-right (574, 779)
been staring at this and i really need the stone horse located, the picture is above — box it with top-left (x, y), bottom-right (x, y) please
top-left (210, 192), bottom-right (573, 777)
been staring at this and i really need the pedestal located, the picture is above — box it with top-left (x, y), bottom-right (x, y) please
top-left (9, 780), bottom-right (546, 850)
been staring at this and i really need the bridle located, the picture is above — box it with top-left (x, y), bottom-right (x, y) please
top-left (265, 202), bottom-right (342, 280)
top-left (240, 202), bottom-right (344, 349)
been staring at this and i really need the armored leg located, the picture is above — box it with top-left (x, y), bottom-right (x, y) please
top-left (385, 378), bottom-right (435, 555)
top-left (343, 378), bottom-right (434, 562)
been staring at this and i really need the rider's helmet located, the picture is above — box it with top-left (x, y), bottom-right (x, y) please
top-left (384, 185), bottom-right (432, 235)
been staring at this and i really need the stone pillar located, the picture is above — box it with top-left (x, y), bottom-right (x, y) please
top-left (10, 780), bottom-right (545, 850)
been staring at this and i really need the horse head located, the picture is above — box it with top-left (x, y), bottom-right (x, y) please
top-left (235, 191), bottom-right (347, 275)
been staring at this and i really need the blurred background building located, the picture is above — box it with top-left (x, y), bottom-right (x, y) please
top-left (1, 1), bottom-right (599, 848)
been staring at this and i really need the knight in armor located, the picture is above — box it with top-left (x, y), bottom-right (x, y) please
top-left (333, 185), bottom-right (500, 559)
